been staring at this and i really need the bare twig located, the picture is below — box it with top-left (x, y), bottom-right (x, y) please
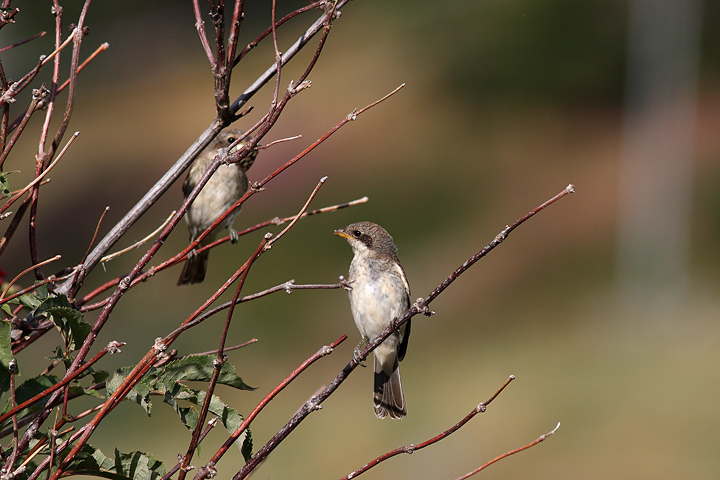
top-left (0, 131), bottom-right (78, 215)
top-left (265, 176), bottom-right (327, 249)
top-left (454, 422), bottom-right (561, 480)
top-left (99, 210), bottom-right (176, 264)
top-left (63, 1), bottom-right (350, 291)
top-left (230, 185), bottom-right (574, 479)
top-left (341, 376), bottom-right (515, 479)
top-left (0, 255), bottom-right (61, 300)
top-left (0, 31), bottom-right (46, 53)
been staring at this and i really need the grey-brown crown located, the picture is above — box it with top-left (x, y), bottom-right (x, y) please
top-left (335, 221), bottom-right (399, 258)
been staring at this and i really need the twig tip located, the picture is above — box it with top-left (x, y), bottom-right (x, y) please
top-left (566, 184), bottom-right (575, 194)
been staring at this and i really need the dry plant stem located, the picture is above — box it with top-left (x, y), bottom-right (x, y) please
top-left (0, 342), bottom-right (121, 426)
top-left (80, 207), bottom-right (110, 266)
top-left (1, 255), bottom-right (61, 299)
top-left (61, 2), bottom-right (344, 297)
top-left (230, 185), bottom-right (575, 480)
top-left (44, 236), bottom-right (270, 480)
top-left (341, 376), bottom-right (515, 480)
top-left (266, 176), bottom-right (327, 249)
top-left (193, 335), bottom-right (347, 480)
top-left (99, 210), bottom-right (176, 264)
top-left (455, 422), bottom-right (561, 480)
top-left (234, 1), bottom-right (324, 65)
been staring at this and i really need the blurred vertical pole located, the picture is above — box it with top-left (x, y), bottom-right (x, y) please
top-left (617, 0), bottom-right (702, 320)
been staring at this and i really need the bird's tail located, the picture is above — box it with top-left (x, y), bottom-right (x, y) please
top-left (177, 249), bottom-right (209, 285)
top-left (373, 356), bottom-right (406, 419)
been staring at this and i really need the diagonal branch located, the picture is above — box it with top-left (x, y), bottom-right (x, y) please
top-left (341, 376), bottom-right (515, 479)
top-left (230, 185), bottom-right (575, 480)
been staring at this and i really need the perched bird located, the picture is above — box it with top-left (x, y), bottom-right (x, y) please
top-left (178, 130), bottom-right (257, 285)
top-left (334, 221), bottom-right (411, 419)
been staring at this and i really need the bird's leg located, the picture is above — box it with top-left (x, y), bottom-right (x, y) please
top-left (353, 336), bottom-right (368, 367)
top-left (187, 248), bottom-right (198, 261)
top-left (229, 228), bottom-right (239, 244)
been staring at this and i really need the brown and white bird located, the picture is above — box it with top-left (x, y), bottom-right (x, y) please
top-left (178, 130), bottom-right (256, 285)
top-left (334, 221), bottom-right (411, 419)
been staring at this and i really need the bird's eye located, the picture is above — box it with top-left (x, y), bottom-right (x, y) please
top-left (226, 137), bottom-right (236, 144)
top-left (352, 230), bottom-right (362, 238)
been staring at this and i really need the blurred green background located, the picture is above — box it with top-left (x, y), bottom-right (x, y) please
top-left (2, 0), bottom-right (720, 478)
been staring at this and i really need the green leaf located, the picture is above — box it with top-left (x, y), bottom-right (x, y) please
top-left (0, 375), bottom-right (58, 430)
top-left (0, 320), bottom-right (14, 396)
top-left (107, 366), bottom-right (152, 415)
top-left (34, 295), bottom-right (89, 352)
top-left (65, 445), bottom-right (166, 480)
top-left (153, 355), bottom-right (254, 391)
top-left (108, 356), bottom-right (254, 453)
top-left (0, 172), bottom-right (9, 196)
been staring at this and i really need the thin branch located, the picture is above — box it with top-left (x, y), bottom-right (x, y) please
top-left (341, 376), bottom-right (515, 480)
top-left (0, 255), bottom-right (61, 300)
top-left (80, 207), bottom-right (110, 266)
top-left (100, 210), bottom-right (176, 264)
top-left (0, 275), bottom-right (55, 307)
top-left (63, 1), bottom-right (350, 295)
top-left (230, 185), bottom-right (575, 480)
top-left (454, 422), bottom-right (561, 480)
top-left (0, 342), bottom-right (123, 426)
top-left (0, 31), bottom-right (46, 53)
top-left (177, 225), bottom-right (264, 480)
top-left (193, 0), bottom-right (216, 66)
top-left (0, 131), bottom-right (78, 214)
top-left (194, 335), bottom-right (347, 480)
top-left (265, 175), bottom-right (326, 249)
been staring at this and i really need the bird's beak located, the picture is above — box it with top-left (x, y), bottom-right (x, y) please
top-left (334, 229), bottom-right (351, 239)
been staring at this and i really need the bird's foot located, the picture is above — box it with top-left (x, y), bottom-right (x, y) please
top-left (229, 228), bottom-right (239, 244)
top-left (353, 337), bottom-right (368, 367)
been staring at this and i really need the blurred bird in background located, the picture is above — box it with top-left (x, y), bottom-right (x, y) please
top-left (178, 130), bottom-right (257, 285)
top-left (335, 221), bottom-right (412, 419)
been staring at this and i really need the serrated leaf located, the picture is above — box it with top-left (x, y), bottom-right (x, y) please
top-left (153, 355), bottom-right (254, 391)
top-left (35, 296), bottom-right (89, 352)
top-left (241, 426), bottom-right (253, 461)
top-left (65, 445), bottom-right (166, 480)
top-left (107, 367), bottom-right (152, 415)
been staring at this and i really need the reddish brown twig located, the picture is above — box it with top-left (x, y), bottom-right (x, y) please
top-left (454, 422), bottom-right (561, 480)
top-left (193, 335), bottom-right (347, 480)
top-left (176, 218), bottom-right (265, 480)
top-left (341, 376), bottom-right (515, 480)
top-left (230, 185), bottom-right (574, 480)
top-left (46, 234), bottom-right (272, 480)
top-left (0, 341), bottom-right (123, 426)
